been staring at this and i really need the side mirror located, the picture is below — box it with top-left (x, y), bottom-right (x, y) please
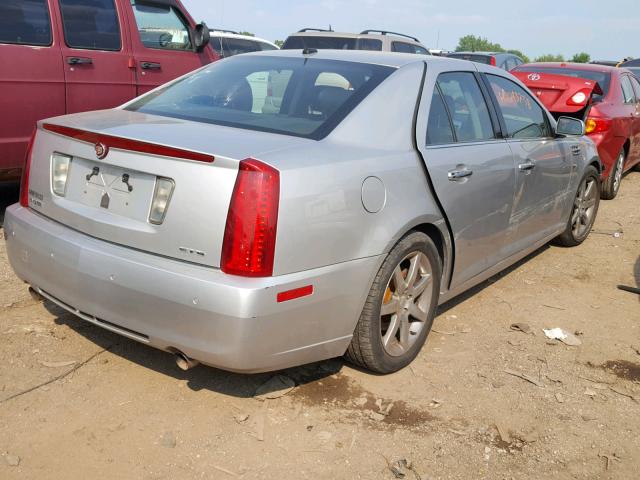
top-left (193, 22), bottom-right (210, 52)
top-left (556, 116), bottom-right (585, 136)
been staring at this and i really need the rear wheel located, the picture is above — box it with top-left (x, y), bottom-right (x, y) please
top-left (345, 232), bottom-right (441, 374)
top-left (554, 165), bottom-right (600, 247)
top-left (601, 149), bottom-right (625, 200)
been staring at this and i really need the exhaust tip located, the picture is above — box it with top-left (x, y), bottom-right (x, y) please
top-left (175, 351), bottom-right (199, 371)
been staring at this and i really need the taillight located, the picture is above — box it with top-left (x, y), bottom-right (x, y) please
top-left (19, 129), bottom-right (37, 207)
top-left (585, 117), bottom-right (612, 134)
top-left (490, 56), bottom-right (497, 66)
top-left (567, 88), bottom-right (591, 107)
top-left (221, 158), bottom-right (279, 277)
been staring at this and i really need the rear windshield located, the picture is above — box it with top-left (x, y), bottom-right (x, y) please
top-left (282, 35), bottom-right (382, 51)
top-left (126, 56), bottom-right (394, 140)
top-left (515, 66), bottom-right (611, 97)
top-left (447, 53), bottom-right (492, 64)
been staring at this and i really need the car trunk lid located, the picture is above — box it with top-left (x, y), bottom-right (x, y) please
top-left (26, 109), bottom-right (310, 268)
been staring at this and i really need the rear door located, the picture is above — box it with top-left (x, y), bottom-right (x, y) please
top-left (57, 0), bottom-right (135, 113)
top-left (126, 0), bottom-right (213, 95)
top-left (0, 0), bottom-right (64, 179)
top-left (484, 74), bottom-right (572, 252)
top-left (621, 74), bottom-right (640, 164)
top-left (418, 71), bottom-right (516, 287)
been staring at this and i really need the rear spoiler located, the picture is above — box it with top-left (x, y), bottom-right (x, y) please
top-left (513, 71), bottom-right (603, 114)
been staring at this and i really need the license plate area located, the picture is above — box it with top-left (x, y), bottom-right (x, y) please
top-left (65, 157), bottom-right (157, 222)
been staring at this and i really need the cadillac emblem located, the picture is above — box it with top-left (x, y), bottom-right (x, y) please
top-left (95, 142), bottom-right (108, 159)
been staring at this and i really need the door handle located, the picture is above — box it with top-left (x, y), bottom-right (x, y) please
top-left (447, 169), bottom-right (473, 181)
top-left (140, 61), bottom-right (161, 70)
top-left (518, 160), bottom-right (536, 172)
top-left (67, 57), bottom-right (93, 65)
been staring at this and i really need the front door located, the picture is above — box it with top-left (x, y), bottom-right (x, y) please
top-left (419, 71), bottom-right (516, 288)
top-left (0, 0), bottom-right (64, 178)
top-left (56, 0), bottom-right (135, 113)
top-left (125, 0), bottom-right (212, 95)
top-left (622, 74), bottom-right (640, 165)
top-left (484, 74), bottom-right (572, 252)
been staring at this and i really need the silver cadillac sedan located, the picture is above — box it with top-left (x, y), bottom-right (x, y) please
top-left (6, 50), bottom-right (601, 374)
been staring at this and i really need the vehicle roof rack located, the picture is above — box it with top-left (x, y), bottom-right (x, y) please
top-left (209, 28), bottom-right (239, 34)
top-left (298, 27), bottom-right (334, 33)
top-left (360, 30), bottom-right (420, 42)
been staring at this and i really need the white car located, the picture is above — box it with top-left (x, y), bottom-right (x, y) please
top-left (209, 29), bottom-right (278, 58)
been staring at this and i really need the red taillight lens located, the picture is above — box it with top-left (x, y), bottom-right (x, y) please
top-left (490, 56), bottom-right (497, 66)
top-left (221, 158), bottom-right (280, 277)
top-left (19, 129), bottom-right (37, 207)
top-left (585, 117), bottom-right (612, 134)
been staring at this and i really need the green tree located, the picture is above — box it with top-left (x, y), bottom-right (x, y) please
top-left (534, 53), bottom-right (565, 62)
top-left (274, 40), bottom-right (284, 48)
top-left (456, 35), bottom-right (503, 52)
top-left (570, 52), bottom-right (591, 63)
top-left (238, 31), bottom-right (254, 37)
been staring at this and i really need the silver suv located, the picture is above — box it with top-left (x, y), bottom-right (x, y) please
top-left (282, 28), bottom-right (429, 55)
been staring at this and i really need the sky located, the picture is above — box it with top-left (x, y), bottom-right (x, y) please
top-left (181, 0), bottom-right (637, 60)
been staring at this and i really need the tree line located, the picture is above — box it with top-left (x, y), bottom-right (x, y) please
top-left (456, 35), bottom-right (591, 63)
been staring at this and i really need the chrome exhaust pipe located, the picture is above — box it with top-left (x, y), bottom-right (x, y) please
top-left (28, 287), bottom-right (44, 302)
top-left (175, 351), bottom-right (199, 371)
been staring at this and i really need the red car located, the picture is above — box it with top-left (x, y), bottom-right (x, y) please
top-left (0, 0), bottom-right (218, 182)
top-left (513, 63), bottom-right (640, 199)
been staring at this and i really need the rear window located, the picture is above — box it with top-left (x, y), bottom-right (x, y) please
top-left (282, 36), bottom-right (357, 50)
top-left (447, 53), bottom-right (492, 65)
top-left (515, 66), bottom-right (611, 98)
top-left (220, 37), bottom-right (265, 56)
top-left (126, 56), bottom-right (394, 140)
top-left (0, 0), bottom-right (52, 46)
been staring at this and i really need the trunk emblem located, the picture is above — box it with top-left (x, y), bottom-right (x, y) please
top-left (527, 73), bottom-right (541, 81)
top-left (95, 142), bottom-right (109, 159)
top-left (100, 192), bottom-right (110, 209)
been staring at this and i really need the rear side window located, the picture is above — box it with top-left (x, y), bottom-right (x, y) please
top-left (282, 36), bottom-right (357, 50)
top-left (357, 39), bottom-right (382, 51)
top-left (59, 0), bottom-right (121, 51)
top-left (436, 72), bottom-right (495, 142)
top-left (221, 37), bottom-right (262, 56)
top-left (131, 1), bottom-right (192, 51)
top-left (126, 56), bottom-right (394, 140)
top-left (621, 76), bottom-right (636, 103)
top-left (392, 42), bottom-right (427, 55)
top-left (259, 42), bottom-right (278, 51)
top-left (0, 0), bottom-right (52, 46)
top-left (487, 74), bottom-right (551, 139)
top-left (426, 88), bottom-right (455, 145)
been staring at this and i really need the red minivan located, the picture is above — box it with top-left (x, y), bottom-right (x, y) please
top-left (0, 0), bottom-right (218, 182)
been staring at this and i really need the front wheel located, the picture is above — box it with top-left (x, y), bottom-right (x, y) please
top-left (345, 232), bottom-right (441, 374)
top-left (554, 165), bottom-right (600, 247)
top-left (601, 149), bottom-right (625, 200)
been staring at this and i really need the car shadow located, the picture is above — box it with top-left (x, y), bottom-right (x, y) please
top-left (436, 244), bottom-right (550, 315)
top-left (0, 182), bottom-right (19, 228)
top-left (44, 300), bottom-right (343, 399)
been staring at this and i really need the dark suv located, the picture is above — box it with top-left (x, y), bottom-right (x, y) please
top-left (446, 52), bottom-right (524, 71)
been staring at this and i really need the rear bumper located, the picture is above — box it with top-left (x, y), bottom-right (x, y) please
top-left (4, 205), bottom-right (381, 373)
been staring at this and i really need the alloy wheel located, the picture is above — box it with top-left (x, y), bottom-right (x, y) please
top-left (571, 175), bottom-right (598, 238)
top-left (613, 151), bottom-right (624, 193)
top-left (380, 251), bottom-right (434, 357)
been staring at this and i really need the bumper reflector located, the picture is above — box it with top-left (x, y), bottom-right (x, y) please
top-left (277, 285), bottom-right (313, 303)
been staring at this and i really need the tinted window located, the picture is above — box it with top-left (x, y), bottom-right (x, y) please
top-left (131, 1), bottom-right (191, 51)
top-left (59, 0), bottom-right (121, 51)
top-left (630, 76), bottom-right (640, 100)
top-left (621, 76), bottom-right (636, 103)
top-left (447, 53), bottom-right (492, 65)
top-left (392, 42), bottom-right (427, 55)
top-left (126, 56), bottom-right (394, 140)
top-left (487, 74), bottom-right (551, 139)
top-left (426, 88), bottom-right (455, 145)
top-left (514, 66), bottom-right (611, 99)
top-left (282, 36), bottom-right (357, 50)
top-left (436, 72), bottom-right (495, 142)
top-left (504, 58), bottom-right (517, 71)
top-left (221, 37), bottom-right (262, 56)
top-left (259, 41), bottom-right (278, 51)
top-left (0, 0), bottom-right (51, 46)
top-left (357, 38), bottom-right (382, 51)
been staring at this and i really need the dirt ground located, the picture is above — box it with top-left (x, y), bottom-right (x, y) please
top-left (0, 173), bottom-right (638, 480)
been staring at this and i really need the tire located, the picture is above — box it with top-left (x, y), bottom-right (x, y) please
top-left (554, 165), bottom-right (600, 247)
top-left (345, 231), bottom-right (441, 374)
top-left (601, 148), bottom-right (625, 200)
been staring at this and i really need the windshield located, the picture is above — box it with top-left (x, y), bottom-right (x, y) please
top-left (126, 56), bottom-right (394, 140)
top-left (515, 66), bottom-right (611, 98)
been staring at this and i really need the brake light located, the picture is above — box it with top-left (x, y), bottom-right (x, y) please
top-left (19, 130), bottom-right (37, 207)
top-left (221, 158), bottom-right (279, 277)
top-left (567, 88), bottom-right (591, 107)
top-left (585, 117), bottom-right (612, 134)
top-left (490, 56), bottom-right (497, 66)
